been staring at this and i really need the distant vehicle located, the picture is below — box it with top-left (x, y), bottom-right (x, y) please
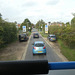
top-left (32, 41), bottom-right (46, 55)
top-left (33, 33), bottom-right (39, 38)
top-left (19, 33), bottom-right (29, 42)
top-left (47, 34), bottom-right (56, 42)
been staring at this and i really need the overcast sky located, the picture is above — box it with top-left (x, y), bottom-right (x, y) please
top-left (0, 0), bottom-right (75, 24)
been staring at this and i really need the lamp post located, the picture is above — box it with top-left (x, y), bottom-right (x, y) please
top-left (29, 27), bottom-right (31, 32)
top-left (39, 22), bottom-right (40, 32)
top-left (27, 22), bottom-right (29, 31)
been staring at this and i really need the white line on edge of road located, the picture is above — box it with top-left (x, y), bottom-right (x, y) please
top-left (21, 33), bottom-right (32, 60)
top-left (39, 33), bottom-right (68, 62)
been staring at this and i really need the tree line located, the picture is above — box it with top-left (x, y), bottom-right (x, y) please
top-left (48, 14), bottom-right (75, 48)
top-left (20, 18), bottom-right (34, 32)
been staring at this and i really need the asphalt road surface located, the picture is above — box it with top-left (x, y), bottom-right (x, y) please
top-left (25, 29), bottom-right (62, 62)
top-left (25, 28), bottom-right (75, 75)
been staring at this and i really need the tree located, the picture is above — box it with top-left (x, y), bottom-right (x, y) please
top-left (66, 22), bottom-right (70, 27)
top-left (20, 18), bottom-right (32, 31)
top-left (71, 13), bottom-right (75, 28)
top-left (14, 21), bottom-right (17, 24)
top-left (31, 23), bottom-right (35, 28)
top-left (0, 19), bottom-right (17, 48)
top-left (0, 13), bottom-right (2, 18)
top-left (72, 13), bottom-right (75, 18)
top-left (36, 19), bottom-right (46, 31)
top-left (0, 13), bottom-right (2, 23)
top-left (66, 22), bottom-right (69, 25)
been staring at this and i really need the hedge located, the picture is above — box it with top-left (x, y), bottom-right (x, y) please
top-left (0, 21), bottom-right (17, 48)
top-left (48, 25), bottom-right (75, 48)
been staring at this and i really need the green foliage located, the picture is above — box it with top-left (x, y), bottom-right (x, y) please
top-left (48, 25), bottom-right (75, 48)
top-left (58, 40), bottom-right (75, 61)
top-left (20, 18), bottom-right (32, 31)
top-left (0, 14), bottom-right (17, 48)
top-left (71, 17), bottom-right (75, 28)
top-left (66, 22), bottom-right (70, 25)
top-left (36, 19), bottom-right (46, 31)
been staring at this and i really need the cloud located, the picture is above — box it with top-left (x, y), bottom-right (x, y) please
top-left (22, 1), bottom-right (38, 7)
top-left (0, 0), bottom-right (74, 24)
top-left (46, 0), bottom-right (60, 5)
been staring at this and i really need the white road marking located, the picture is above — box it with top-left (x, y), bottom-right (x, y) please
top-left (39, 33), bottom-right (68, 61)
top-left (21, 33), bottom-right (32, 60)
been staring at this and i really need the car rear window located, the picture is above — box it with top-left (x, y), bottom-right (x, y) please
top-left (35, 34), bottom-right (38, 35)
top-left (50, 36), bottom-right (56, 38)
top-left (35, 43), bottom-right (44, 47)
top-left (21, 34), bottom-right (26, 37)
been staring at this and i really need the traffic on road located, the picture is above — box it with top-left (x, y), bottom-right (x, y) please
top-left (24, 28), bottom-right (75, 75)
top-left (0, 0), bottom-right (75, 74)
top-left (25, 29), bottom-right (62, 62)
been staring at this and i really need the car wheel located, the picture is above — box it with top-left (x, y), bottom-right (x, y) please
top-left (19, 38), bottom-right (22, 42)
top-left (33, 53), bottom-right (35, 55)
top-left (19, 39), bottom-right (21, 42)
top-left (44, 53), bottom-right (46, 55)
top-left (19, 35), bottom-right (21, 42)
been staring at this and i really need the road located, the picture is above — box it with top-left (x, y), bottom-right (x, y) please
top-left (25, 29), bottom-right (62, 62)
top-left (25, 28), bottom-right (75, 75)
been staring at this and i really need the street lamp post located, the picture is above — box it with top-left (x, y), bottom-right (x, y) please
top-left (39, 22), bottom-right (40, 32)
top-left (27, 22), bottom-right (29, 31)
top-left (29, 27), bottom-right (31, 32)
top-left (41, 25), bottom-right (42, 32)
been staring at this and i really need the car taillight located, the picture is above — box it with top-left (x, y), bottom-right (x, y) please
top-left (33, 47), bottom-right (36, 49)
top-left (43, 46), bottom-right (46, 49)
top-left (50, 38), bottom-right (51, 39)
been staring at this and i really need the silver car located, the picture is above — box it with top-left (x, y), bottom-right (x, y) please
top-left (48, 34), bottom-right (57, 42)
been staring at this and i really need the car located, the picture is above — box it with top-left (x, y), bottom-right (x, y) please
top-left (33, 33), bottom-right (39, 38)
top-left (19, 33), bottom-right (29, 42)
top-left (32, 41), bottom-right (46, 55)
top-left (47, 34), bottom-right (56, 42)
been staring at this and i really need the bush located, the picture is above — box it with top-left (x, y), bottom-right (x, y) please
top-left (0, 21), bottom-right (17, 48)
top-left (48, 25), bottom-right (75, 48)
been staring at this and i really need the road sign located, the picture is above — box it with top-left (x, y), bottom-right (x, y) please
top-left (45, 25), bottom-right (48, 33)
top-left (23, 26), bottom-right (26, 32)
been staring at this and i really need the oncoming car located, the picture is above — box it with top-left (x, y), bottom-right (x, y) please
top-left (32, 41), bottom-right (46, 55)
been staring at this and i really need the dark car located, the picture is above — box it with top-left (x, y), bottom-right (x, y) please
top-left (19, 33), bottom-right (29, 42)
top-left (47, 34), bottom-right (56, 42)
top-left (33, 33), bottom-right (39, 38)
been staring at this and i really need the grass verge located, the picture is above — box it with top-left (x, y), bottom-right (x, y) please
top-left (58, 39), bottom-right (75, 61)
top-left (28, 32), bottom-right (31, 36)
top-left (40, 32), bottom-right (48, 37)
